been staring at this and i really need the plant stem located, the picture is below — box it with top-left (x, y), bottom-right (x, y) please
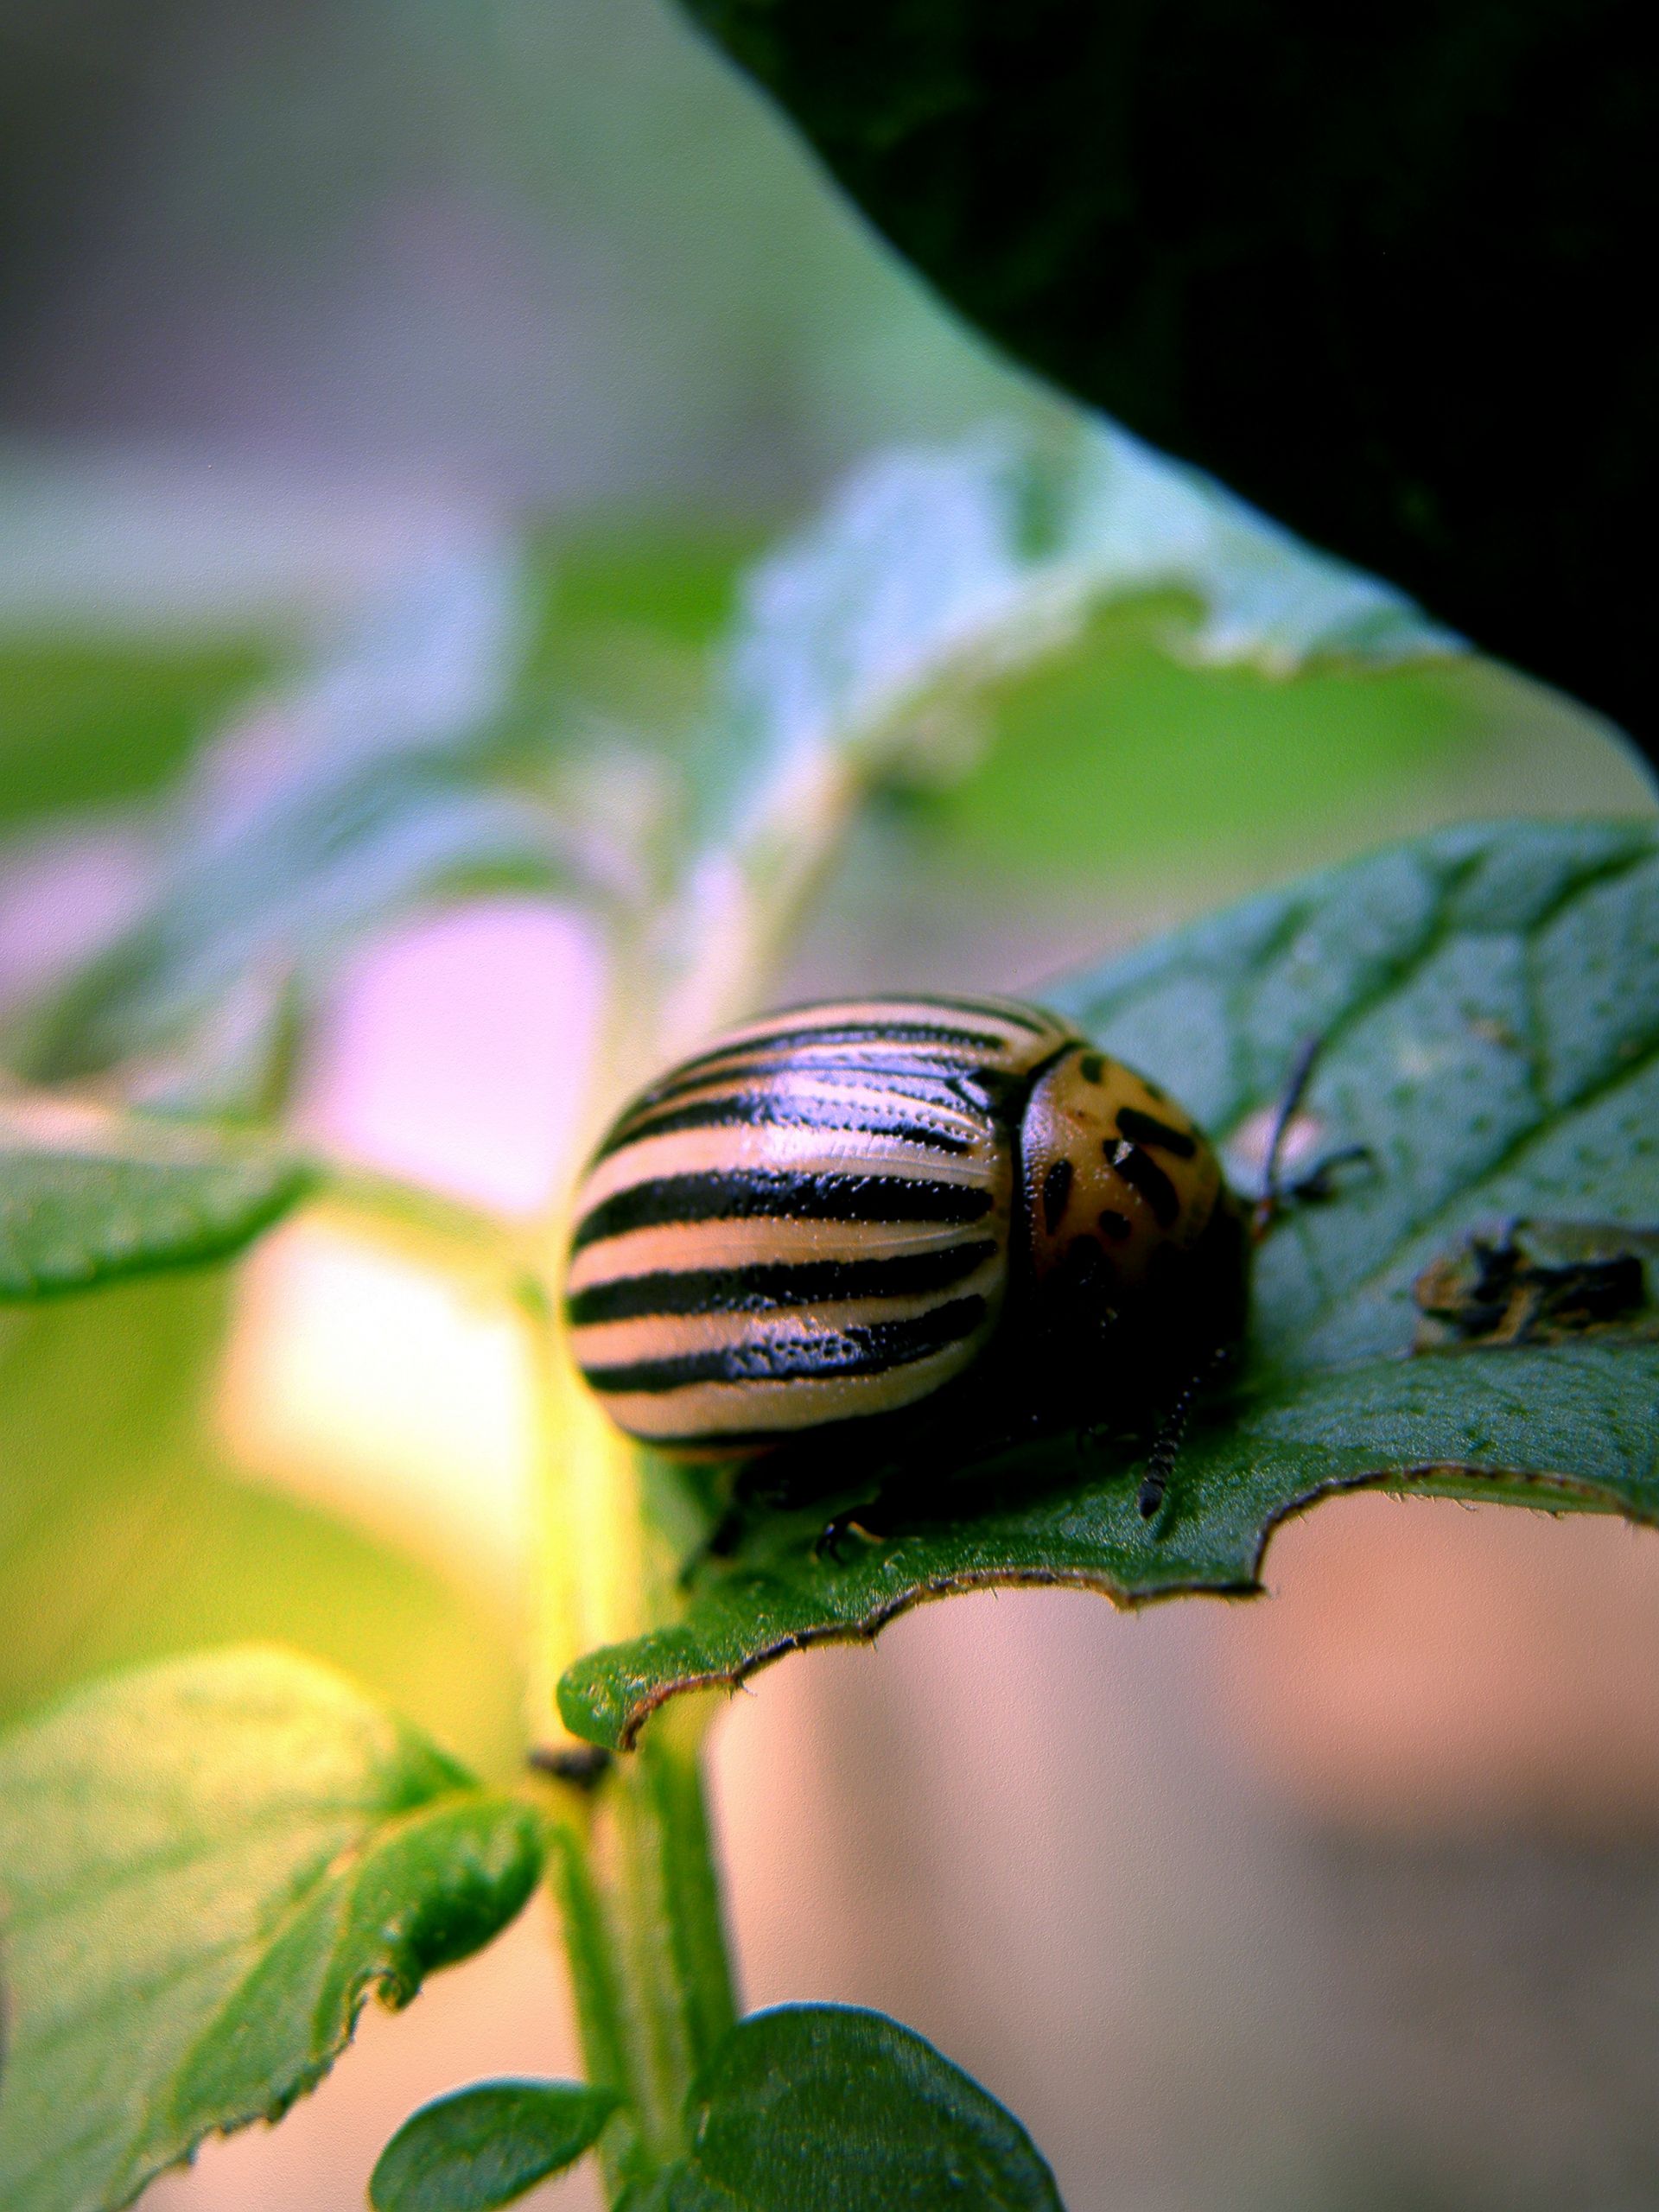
top-left (546, 1821), bottom-right (648, 2190)
top-left (537, 1488), bottom-right (737, 2200)
top-left (528, 1324), bottom-right (648, 1749)
top-left (545, 1717), bottom-right (735, 2196)
top-left (529, 1299), bottom-right (738, 2195)
top-left (623, 1709), bottom-right (740, 2089)
top-left (528, 924), bottom-right (739, 2201)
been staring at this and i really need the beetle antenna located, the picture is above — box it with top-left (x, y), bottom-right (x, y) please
top-left (1138, 1346), bottom-right (1230, 1518)
top-left (1253, 1032), bottom-right (1322, 1240)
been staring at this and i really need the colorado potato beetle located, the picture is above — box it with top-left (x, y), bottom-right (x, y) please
top-left (564, 995), bottom-right (1249, 1504)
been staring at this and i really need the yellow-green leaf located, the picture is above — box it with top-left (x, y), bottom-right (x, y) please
top-left (0, 1649), bottom-right (544, 2212)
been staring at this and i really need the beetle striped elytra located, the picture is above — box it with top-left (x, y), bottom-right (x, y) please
top-left (563, 994), bottom-right (1248, 1471)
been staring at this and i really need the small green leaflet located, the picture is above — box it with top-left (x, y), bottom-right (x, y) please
top-left (561, 816), bottom-right (1659, 1747)
top-left (0, 1094), bottom-right (314, 1298)
top-left (370, 2081), bottom-right (620, 2212)
top-left (617, 2005), bottom-right (1063, 2212)
top-left (0, 1648), bottom-right (545, 2212)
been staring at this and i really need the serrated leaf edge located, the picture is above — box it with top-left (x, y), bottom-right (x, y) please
top-left (567, 1453), bottom-right (1641, 1750)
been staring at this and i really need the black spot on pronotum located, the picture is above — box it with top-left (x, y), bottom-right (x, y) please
top-left (1041, 1157), bottom-right (1074, 1232)
top-left (1097, 1207), bottom-right (1133, 1242)
top-left (1078, 1052), bottom-right (1105, 1084)
top-left (1109, 1141), bottom-right (1181, 1230)
top-left (1116, 1105), bottom-right (1198, 1159)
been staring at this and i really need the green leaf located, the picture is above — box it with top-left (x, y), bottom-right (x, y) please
top-left (623, 2005), bottom-right (1062, 2212)
top-left (0, 1093), bottom-right (314, 1298)
top-left (370, 2082), bottom-right (620, 2212)
top-left (561, 816), bottom-right (1659, 1747)
top-left (745, 423), bottom-right (1450, 702)
top-left (652, 418), bottom-right (1453, 1049)
top-left (0, 1648), bottom-right (545, 2212)
top-left (675, 2), bottom-right (1657, 755)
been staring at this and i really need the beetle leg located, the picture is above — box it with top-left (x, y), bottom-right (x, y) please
top-left (1252, 1037), bottom-right (1373, 1238)
top-left (1251, 1032), bottom-right (1321, 1237)
top-left (1278, 1141), bottom-right (1376, 1208)
top-left (814, 1509), bottom-right (880, 1563)
top-left (814, 1483), bottom-right (914, 1558)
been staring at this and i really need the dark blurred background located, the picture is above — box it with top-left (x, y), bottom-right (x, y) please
top-left (2, 7), bottom-right (1657, 2211)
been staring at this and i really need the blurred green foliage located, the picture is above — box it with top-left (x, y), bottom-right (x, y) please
top-left (618, 2005), bottom-right (1063, 2211)
top-left (0, 1274), bottom-right (526, 1777)
top-left (0, 636), bottom-right (273, 830)
top-left (370, 2081), bottom-right (621, 2212)
top-left (917, 601), bottom-right (1475, 880)
top-left (0, 1106), bottom-right (312, 1296)
top-left (532, 522), bottom-right (1642, 917)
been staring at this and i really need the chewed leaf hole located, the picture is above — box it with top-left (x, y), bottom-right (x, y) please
top-left (1414, 1219), bottom-right (1659, 1351)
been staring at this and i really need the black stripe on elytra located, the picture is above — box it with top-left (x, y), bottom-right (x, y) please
top-left (1041, 1158), bottom-right (1073, 1233)
top-left (655, 1019), bottom-right (1023, 1084)
top-left (1115, 1105), bottom-right (1198, 1160)
top-left (672, 1013), bottom-right (1021, 1065)
top-left (571, 1168), bottom-right (994, 1252)
top-left (567, 1239), bottom-right (999, 1325)
top-left (1109, 1142), bottom-right (1180, 1230)
top-left (925, 995), bottom-right (1052, 1034)
top-left (614, 1052), bottom-right (1016, 1130)
top-left (596, 1090), bottom-right (975, 1161)
top-left (582, 1294), bottom-right (988, 1394)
